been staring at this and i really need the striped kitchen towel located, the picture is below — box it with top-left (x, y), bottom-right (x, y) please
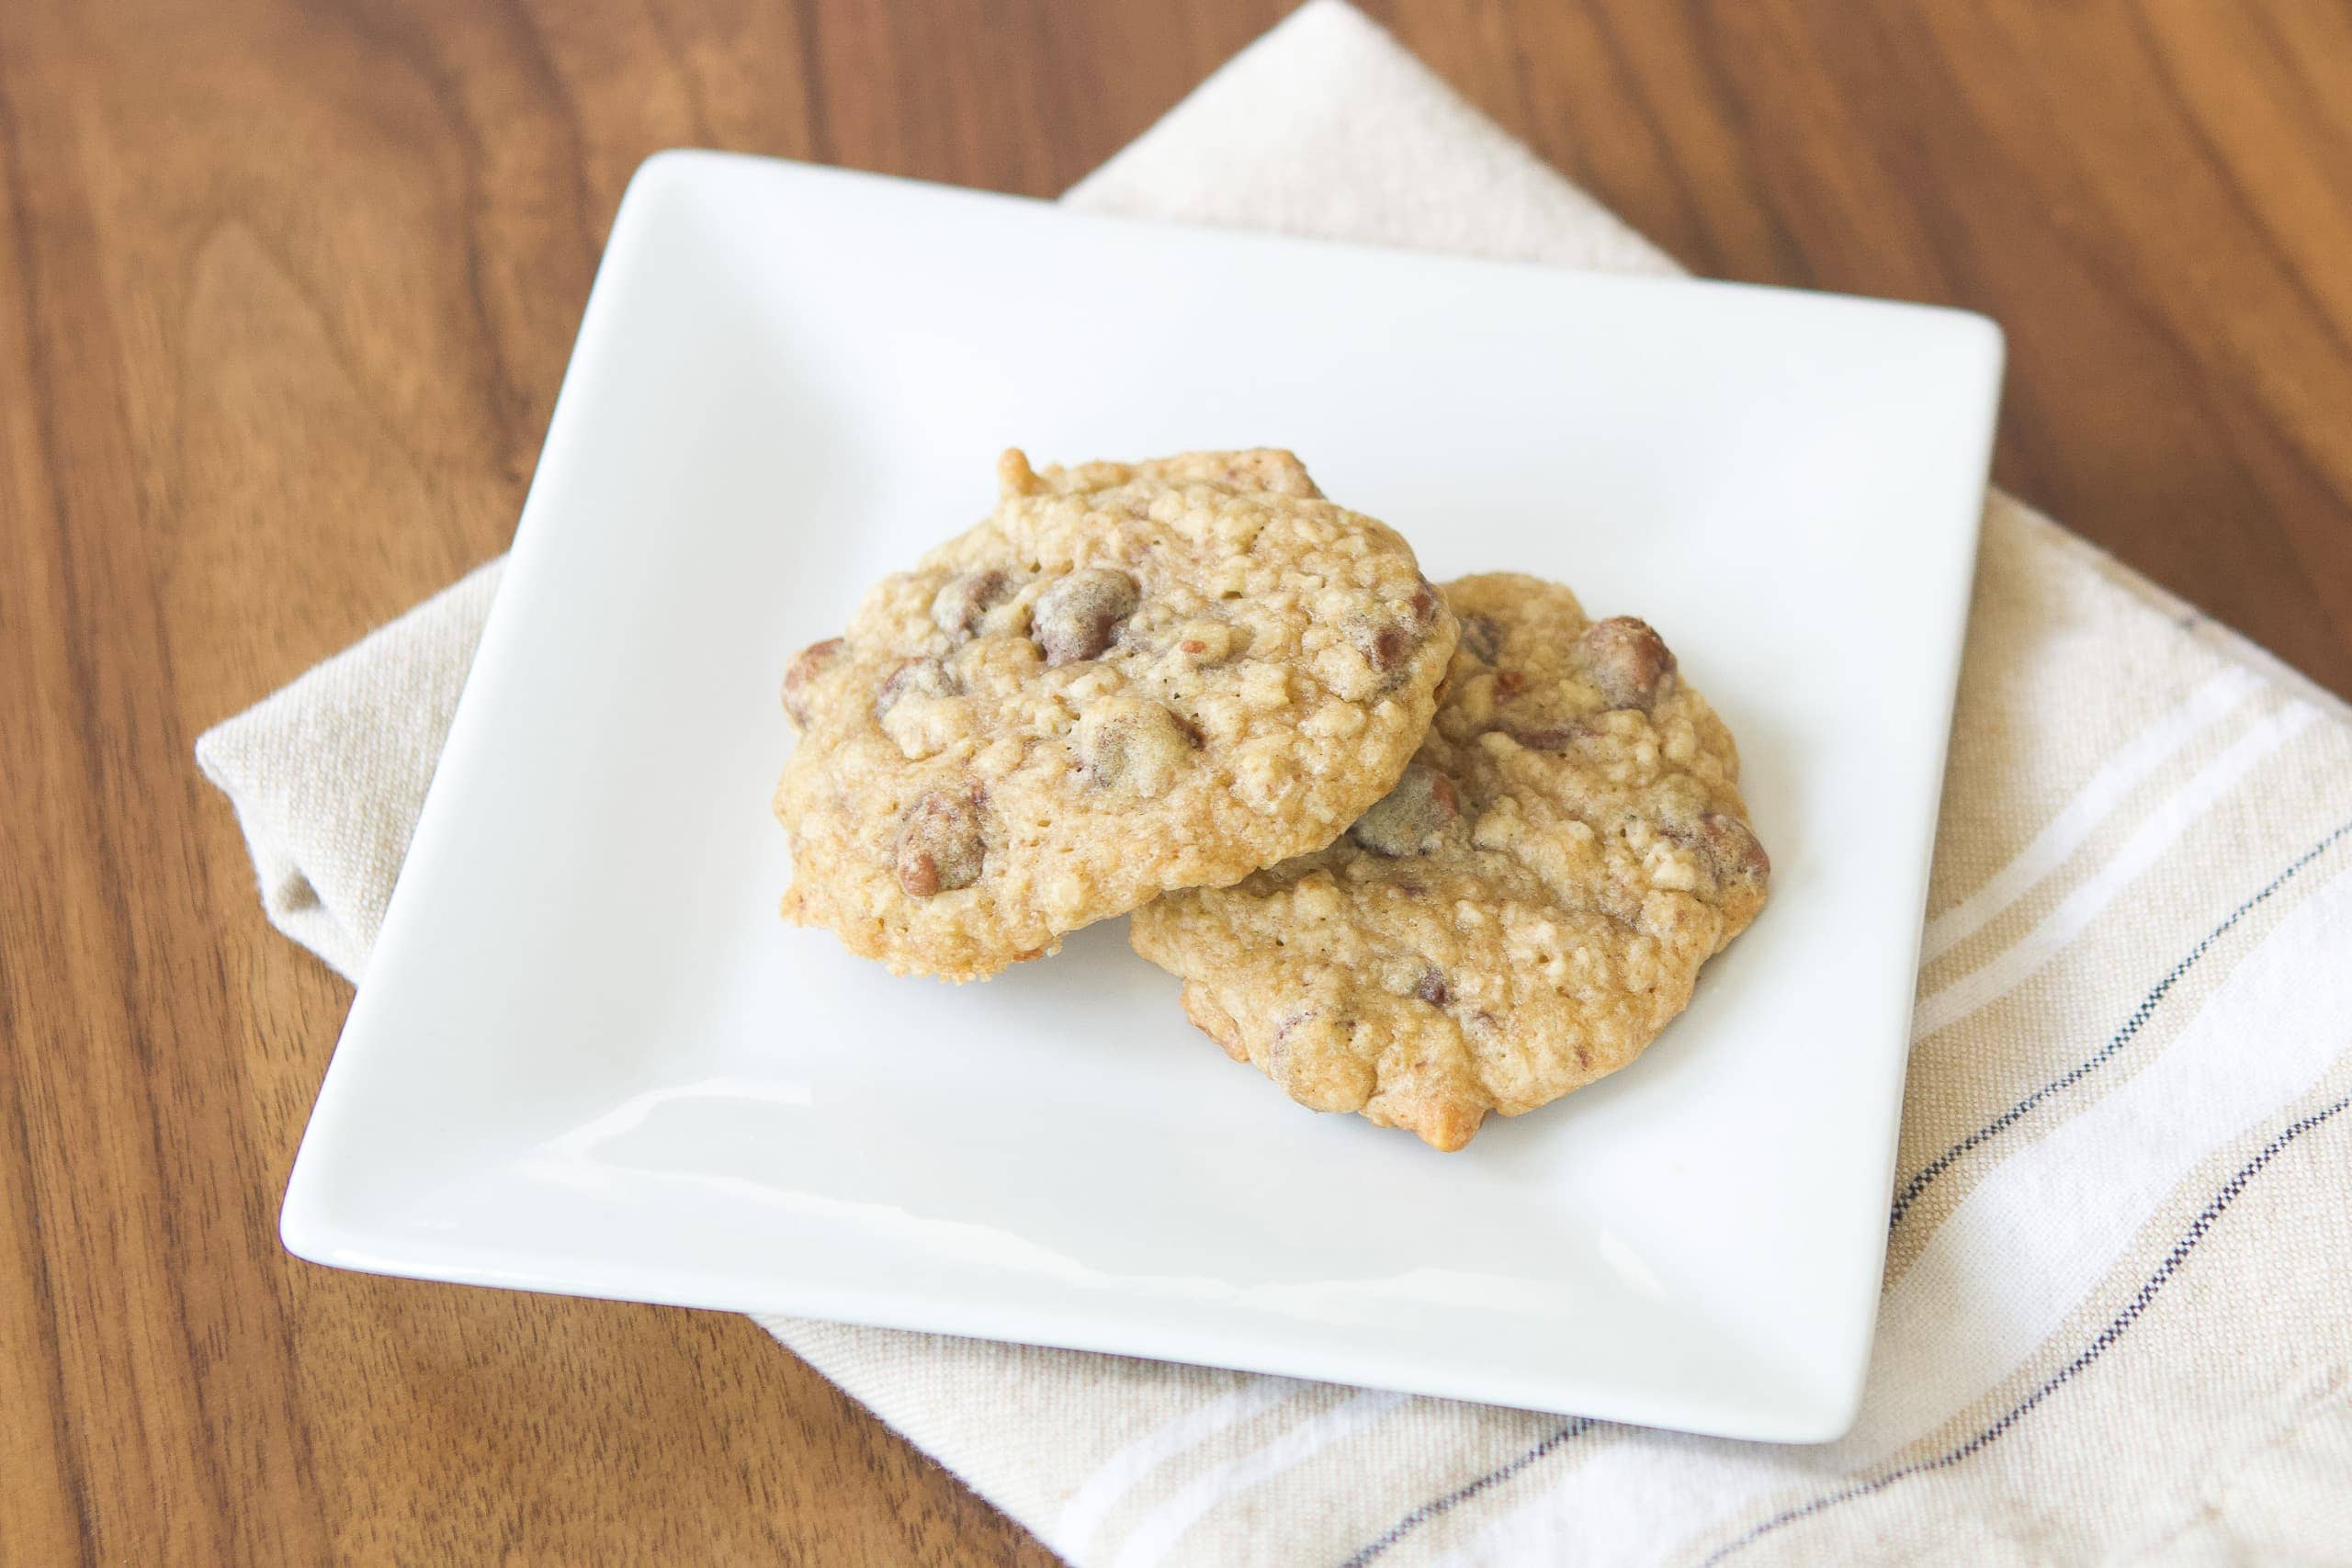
top-left (198, 3), bottom-right (2352, 1562)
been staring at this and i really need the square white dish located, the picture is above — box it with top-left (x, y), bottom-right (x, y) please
top-left (280, 150), bottom-right (2002, 1442)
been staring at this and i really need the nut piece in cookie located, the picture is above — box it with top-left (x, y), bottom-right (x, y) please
top-left (1130, 571), bottom-right (1766, 1149)
top-left (773, 448), bottom-right (1457, 981)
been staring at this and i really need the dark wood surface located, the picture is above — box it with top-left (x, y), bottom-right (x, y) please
top-left (5, 1), bottom-right (2348, 1561)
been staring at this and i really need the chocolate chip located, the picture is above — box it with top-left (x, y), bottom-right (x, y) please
top-left (1350, 763), bottom-right (1461, 856)
top-left (1076, 702), bottom-right (1192, 795)
top-left (1494, 670), bottom-right (1526, 698)
top-left (1412, 966), bottom-right (1449, 1007)
top-left (1502, 723), bottom-right (1588, 750)
top-left (1697, 811), bottom-right (1770, 890)
top-left (874, 656), bottom-right (958, 720)
top-left (894, 788), bottom-right (986, 897)
top-left (1458, 613), bottom-right (1506, 663)
top-left (1351, 581), bottom-right (1442, 676)
top-left (930, 569), bottom-right (1012, 639)
top-left (781, 637), bottom-right (842, 728)
top-left (1579, 616), bottom-right (1677, 712)
top-left (1032, 568), bottom-right (1139, 665)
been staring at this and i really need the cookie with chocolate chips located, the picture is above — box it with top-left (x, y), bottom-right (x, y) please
top-left (1129, 572), bottom-right (1767, 1149)
top-left (772, 449), bottom-right (1457, 981)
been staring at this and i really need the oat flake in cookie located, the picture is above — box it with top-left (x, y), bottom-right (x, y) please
top-left (773, 449), bottom-right (1457, 982)
top-left (1129, 572), bottom-right (1767, 1150)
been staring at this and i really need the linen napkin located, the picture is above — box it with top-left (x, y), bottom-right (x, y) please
top-left (198, 4), bottom-right (2352, 1562)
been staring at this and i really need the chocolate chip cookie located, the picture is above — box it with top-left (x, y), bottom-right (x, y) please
top-left (774, 449), bottom-right (1457, 981)
top-left (1128, 572), bottom-right (1767, 1149)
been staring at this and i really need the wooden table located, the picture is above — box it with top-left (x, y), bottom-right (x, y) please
top-left (6, 1), bottom-right (2348, 1560)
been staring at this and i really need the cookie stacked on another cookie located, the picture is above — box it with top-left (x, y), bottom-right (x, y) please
top-left (774, 449), bottom-right (1458, 981)
top-left (1129, 573), bottom-right (1768, 1149)
top-left (774, 455), bottom-right (1768, 1149)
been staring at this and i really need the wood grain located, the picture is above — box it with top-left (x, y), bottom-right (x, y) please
top-left (4, 0), bottom-right (2347, 1561)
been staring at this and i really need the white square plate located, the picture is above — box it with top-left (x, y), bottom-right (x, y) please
top-left (282, 152), bottom-right (2002, 1442)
